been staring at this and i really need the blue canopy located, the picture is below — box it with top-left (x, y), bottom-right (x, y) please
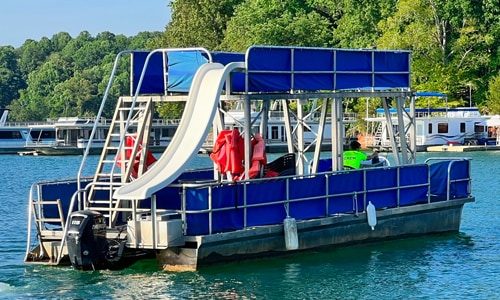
top-left (132, 46), bottom-right (412, 95)
top-left (167, 51), bottom-right (209, 93)
top-left (244, 46), bottom-right (411, 93)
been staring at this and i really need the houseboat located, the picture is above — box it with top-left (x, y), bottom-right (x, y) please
top-left (366, 92), bottom-right (488, 151)
top-left (33, 116), bottom-right (178, 155)
top-left (25, 46), bottom-right (473, 271)
top-left (0, 108), bottom-right (56, 154)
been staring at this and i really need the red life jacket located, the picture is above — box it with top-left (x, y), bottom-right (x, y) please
top-left (116, 135), bottom-right (157, 179)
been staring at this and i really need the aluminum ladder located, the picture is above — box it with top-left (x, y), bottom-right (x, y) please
top-left (25, 197), bottom-right (65, 264)
top-left (86, 96), bottom-right (154, 227)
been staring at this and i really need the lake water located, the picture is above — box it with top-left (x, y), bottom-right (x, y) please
top-left (0, 151), bottom-right (498, 299)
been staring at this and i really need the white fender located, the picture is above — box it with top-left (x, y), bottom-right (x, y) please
top-left (367, 201), bottom-right (377, 230)
top-left (284, 217), bottom-right (299, 250)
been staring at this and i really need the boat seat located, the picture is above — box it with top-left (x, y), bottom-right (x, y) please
top-left (265, 153), bottom-right (296, 176)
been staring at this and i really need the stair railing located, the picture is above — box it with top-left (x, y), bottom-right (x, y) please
top-left (76, 50), bottom-right (135, 205)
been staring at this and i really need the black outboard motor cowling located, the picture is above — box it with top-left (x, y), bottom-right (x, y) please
top-left (66, 210), bottom-right (108, 270)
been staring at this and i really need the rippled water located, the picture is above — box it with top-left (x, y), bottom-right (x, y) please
top-left (0, 151), bottom-right (498, 299)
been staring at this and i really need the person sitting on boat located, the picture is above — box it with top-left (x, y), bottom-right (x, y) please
top-left (343, 140), bottom-right (378, 169)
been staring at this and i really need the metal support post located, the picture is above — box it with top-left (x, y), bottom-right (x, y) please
top-left (151, 194), bottom-right (157, 249)
top-left (311, 99), bottom-right (329, 173)
top-left (382, 97), bottom-right (401, 165)
top-left (260, 100), bottom-right (270, 139)
top-left (331, 97), bottom-right (344, 171)
top-left (409, 96), bottom-right (417, 163)
top-left (282, 100), bottom-right (294, 153)
top-left (244, 97), bottom-right (252, 180)
top-left (296, 99), bottom-right (305, 175)
top-left (395, 96), bottom-right (409, 164)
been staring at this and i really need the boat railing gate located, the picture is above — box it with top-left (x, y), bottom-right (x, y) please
top-left (53, 179), bottom-right (152, 263)
top-left (424, 157), bottom-right (472, 201)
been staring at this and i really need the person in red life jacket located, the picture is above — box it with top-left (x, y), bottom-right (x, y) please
top-left (343, 140), bottom-right (378, 169)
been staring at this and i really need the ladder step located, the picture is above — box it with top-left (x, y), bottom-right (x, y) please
top-left (90, 186), bottom-right (118, 191)
top-left (89, 200), bottom-right (119, 204)
top-left (96, 173), bottom-right (113, 177)
top-left (106, 146), bottom-right (134, 150)
top-left (102, 160), bottom-right (116, 164)
top-left (36, 218), bottom-right (63, 223)
top-left (121, 98), bottom-right (151, 103)
top-left (118, 107), bottom-right (146, 111)
top-left (33, 200), bottom-right (61, 205)
top-left (40, 230), bottom-right (64, 239)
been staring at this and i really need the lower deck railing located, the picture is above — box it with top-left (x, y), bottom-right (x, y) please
top-left (155, 159), bottom-right (470, 236)
top-left (26, 158), bottom-right (471, 256)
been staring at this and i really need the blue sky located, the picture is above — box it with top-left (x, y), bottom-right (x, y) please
top-left (0, 0), bottom-right (171, 47)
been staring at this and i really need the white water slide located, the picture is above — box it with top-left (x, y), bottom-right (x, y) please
top-left (113, 62), bottom-right (245, 200)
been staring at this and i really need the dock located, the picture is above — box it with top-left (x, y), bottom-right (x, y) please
top-left (427, 144), bottom-right (500, 152)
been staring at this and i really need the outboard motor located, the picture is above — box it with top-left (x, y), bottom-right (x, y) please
top-left (66, 210), bottom-right (108, 270)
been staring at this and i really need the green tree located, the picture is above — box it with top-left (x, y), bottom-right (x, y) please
top-left (51, 76), bottom-right (94, 117)
top-left (163, 0), bottom-right (243, 49)
top-left (377, 0), bottom-right (498, 105)
top-left (9, 53), bottom-right (73, 120)
top-left (485, 72), bottom-right (500, 114)
top-left (157, 101), bottom-right (185, 120)
top-left (222, 0), bottom-right (331, 51)
top-left (320, 0), bottom-right (396, 48)
top-left (17, 38), bottom-right (53, 79)
top-left (0, 46), bottom-right (24, 107)
top-left (51, 32), bottom-right (72, 52)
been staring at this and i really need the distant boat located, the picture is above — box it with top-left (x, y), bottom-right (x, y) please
top-left (0, 108), bottom-right (56, 154)
top-left (32, 117), bottom-right (179, 155)
top-left (365, 92), bottom-right (489, 151)
top-left (0, 108), bottom-right (180, 155)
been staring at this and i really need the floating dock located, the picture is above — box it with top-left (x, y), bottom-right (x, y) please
top-left (427, 145), bottom-right (500, 152)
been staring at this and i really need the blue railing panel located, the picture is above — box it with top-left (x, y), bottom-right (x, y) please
top-left (163, 160), bottom-right (468, 236)
top-left (245, 46), bottom-right (410, 92)
top-left (449, 160), bottom-right (469, 199)
top-left (366, 168), bottom-right (397, 208)
top-left (429, 159), bottom-right (471, 201)
top-left (213, 209), bottom-right (244, 233)
top-left (186, 214), bottom-right (209, 235)
top-left (328, 171), bottom-right (364, 214)
top-left (155, 186), bottom-right (183, 210)
top-left (132, 51), bottom-right (166, 94)
top-left (399, 165), bottom-right (428, 206)
top-left (289, 176), bottom-right (327, 220)
top-left (39, 179), bottom-right (93, 223)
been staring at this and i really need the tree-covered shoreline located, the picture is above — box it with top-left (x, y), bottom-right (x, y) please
top-left (0, 0), bottom-right (498, 121)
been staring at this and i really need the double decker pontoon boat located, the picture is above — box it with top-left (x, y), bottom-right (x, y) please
top-left (25, 46), bottom-right (473, 271)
